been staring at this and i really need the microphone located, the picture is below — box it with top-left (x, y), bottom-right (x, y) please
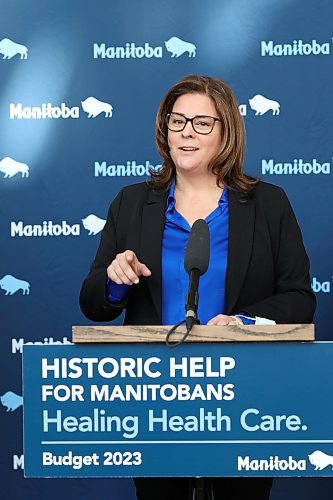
top-left (184, 219), bottom-right (210, 333)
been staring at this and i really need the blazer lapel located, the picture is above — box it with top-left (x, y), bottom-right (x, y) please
top-left (140, 187), bottom-right (168, 323)
top-left (225, 190), bottom-right (255, 314)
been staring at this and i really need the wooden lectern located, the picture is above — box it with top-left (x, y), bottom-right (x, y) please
top-left (72, 323), bottom-right (314, 344)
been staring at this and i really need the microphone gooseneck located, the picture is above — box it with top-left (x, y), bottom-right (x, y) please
top-left (185, 269), bottom-right (200, 332)
top-left (184, 219), bottom-right (210, 333)
top-left (166, 219), bottom-right (210, 348)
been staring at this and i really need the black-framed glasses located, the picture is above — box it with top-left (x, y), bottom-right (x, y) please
top-left (166, 112), bottom-right (221, 135)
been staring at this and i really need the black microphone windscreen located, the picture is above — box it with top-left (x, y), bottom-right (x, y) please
top-left (184, 219), bottom-right (210, 275)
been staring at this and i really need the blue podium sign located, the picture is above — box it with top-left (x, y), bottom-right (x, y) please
top-left (23, 342), bottom-right (333, 477)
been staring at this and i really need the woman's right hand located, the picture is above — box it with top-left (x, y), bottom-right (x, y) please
top-left (107, 250), bottom-right (151, 285)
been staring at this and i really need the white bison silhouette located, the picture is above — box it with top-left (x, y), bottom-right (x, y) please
top-left (0, 38), bottom-right (28, 59)
top-left (0, 156), bottom-right (29, 178)
top-left (249, 95), bottom-right (280, 116)
top-left (0, 391), bottom-right (23, 412)
top-left (81, 97), bottom-right (113, 118)
top-left (0, 275), bottom-right (30, 295)
top-left (309, 450), bottom-right (333, 470)
top-left (82, 214), bottom-right (106, 235)
top-left (165, 37), bottom-right (196, 58)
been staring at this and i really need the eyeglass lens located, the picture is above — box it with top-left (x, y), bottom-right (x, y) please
top-left (167, 113), bottom-right (216, 134)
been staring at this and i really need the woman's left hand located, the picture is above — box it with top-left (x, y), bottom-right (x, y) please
top-left (207, 314), bottom-right (243, 326)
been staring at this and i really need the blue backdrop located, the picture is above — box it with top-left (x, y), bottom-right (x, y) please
top-left (1, 0), bottom-right (332, 498)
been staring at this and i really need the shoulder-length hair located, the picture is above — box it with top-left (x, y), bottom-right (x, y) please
top-left (150, 74), bottom-right (257, 194)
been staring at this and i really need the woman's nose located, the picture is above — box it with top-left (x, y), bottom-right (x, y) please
top-left (181, 120), bottom-right (195, 137)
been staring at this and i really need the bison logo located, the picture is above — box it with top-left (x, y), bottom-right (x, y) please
top-left (249, 95), bottom-right (280, 116)
top-left (1, 391), bottom-right (23, 412)
top-left (309, 450), bottom-right (333, 470)
top-left (165, 37), bottom-right (196, 58)
top-left (0, 274), bottom-right (30, 295)
top-left (0, 156), bottom-right (29, 178)
top-left (0, 38), bottom-right (28, 60)
top-left (81, 97), bottom-right (113, 118)
top-left (82, 214), bottom-right (106, 235)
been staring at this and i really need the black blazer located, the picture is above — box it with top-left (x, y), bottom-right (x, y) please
top-left (79, 181), bottom-right (316, 325)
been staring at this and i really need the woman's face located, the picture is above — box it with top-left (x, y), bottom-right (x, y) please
top-left (167, 93), bottom-right (222, 176)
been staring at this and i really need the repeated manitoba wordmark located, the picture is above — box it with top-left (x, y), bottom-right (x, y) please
top-left (9, 97), bottom-right (113, 119)
top-left (237, 451), bottom-right (333, 472)
top-left (262, 158), bottom-right (331, 175)
top-left (11, 336), bottom-right (72, 355)
top-left (261, 38), bottom-right (332, 57)
top-left (237, 455), bottom-right (306, 472)
top-left (10, 215), bottom-right (106, 237)
top-left (93, 36), bottom-right (196, 59)
top-left (94, 160), bottom-right (161, 177)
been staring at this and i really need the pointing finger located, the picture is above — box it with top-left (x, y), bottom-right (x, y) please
top-left (137, 263), bottom-right (152, 277)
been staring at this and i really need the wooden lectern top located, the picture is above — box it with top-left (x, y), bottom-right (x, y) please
top-left (72, 324), bottom-right (314, 343)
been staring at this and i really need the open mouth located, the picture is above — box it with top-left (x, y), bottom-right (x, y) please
top-left (179, 147), bottom-right (199, 151)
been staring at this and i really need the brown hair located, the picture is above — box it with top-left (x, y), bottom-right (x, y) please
top-left (150, 74), bottom-right (257, 194)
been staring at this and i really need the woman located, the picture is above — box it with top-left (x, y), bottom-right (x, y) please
top-left (80, 75), bottom-right (316, 499)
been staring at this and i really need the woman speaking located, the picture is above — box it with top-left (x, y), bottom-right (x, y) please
top-left (80, 75), bottom-right (315, 500)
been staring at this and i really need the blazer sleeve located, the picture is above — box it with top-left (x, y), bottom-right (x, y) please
top-left (242, 188), bottom-right (316, 324)
top-left (79, 189), bottom-right (131, 322)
